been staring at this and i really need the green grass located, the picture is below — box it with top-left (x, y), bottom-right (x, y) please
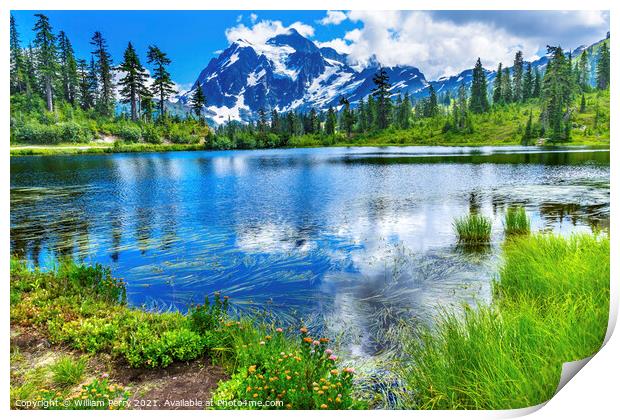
top-left (50, 355), bottom-right (87, 388)
top-left (504, 207), bottom-right (531, 236)
top-left (453, 214), bottom-right (492, 244)
top-left (392, 233), bottom-right (609, 409)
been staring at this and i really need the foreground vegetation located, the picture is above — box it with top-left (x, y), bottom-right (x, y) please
top-left (391, 233), bottom-right (609, 409)
top-left (10, 259), bottom-right (361, 410)
top-left (11, 229), bottom-right (609, 410)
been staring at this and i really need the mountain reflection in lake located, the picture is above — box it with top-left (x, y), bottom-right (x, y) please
top-left (10, 146), bottom-right (610, 357)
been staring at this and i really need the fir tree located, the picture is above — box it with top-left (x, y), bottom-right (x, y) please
top-left (190, 84), bottom-right (206, 122)
top-left (33, 13), bottom-right (57, 112)
top-left (399, 93), bottom-right (411, 129)
top-left (596, 43), bottom-right (610, 90)
top-left (522, 110), bottom-right (534, 145)
top-left (577, 49), bottom-right (590, 92)
top-left (325, 106), bottom-right (337, 135)
top-left (522, 63), bottom-right (533, 101)
top-left (147, 46), bottom-right (176, 120)
top-left (469, 58), bottom-right (489, 113)
top-left (425, 85), bottom-right (439, 117)
top-left (542, 45), bottom-right (573, 141)
top-left (117, 42), bottom-right (149, 121)
top-left (270, 109), bottom-right (280, 134)
top-left (257, 109), bottom-right (268, 133)
top-left (502, 67), bottom-right (513, 103)
top-left (357, 98), bottom-right (367, 132)
top-left (579, 93), bottom-right (587, 113)
top-left (10, 15), bottom-right (25, 94)
top-left (493, 63), bottom-right (503, 105)
top-left (77, 59), bottom-right (94, 110)
top-left (338, 97), bottom-right (355, 136)
top-left (58, 31), bottom-right (79, 104)
top-left (512, 51), bottom-right (524, 102)
top-left (532, 68), bottom-right (542, 98)
top-left (23, 43), bottom-right (38, 95)
top-left (371, 67), bottom-right (392, 129)
top-left (91, 31), bottom-right (115, 116)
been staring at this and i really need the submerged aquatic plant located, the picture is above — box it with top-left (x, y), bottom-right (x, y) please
top-left (453, 214), bottom-right (492, 244)
top-left (504, 207), bottom-right (531, 236)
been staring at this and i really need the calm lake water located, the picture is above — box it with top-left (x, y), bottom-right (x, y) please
top-left (10, 146), bottom-right (610, 356)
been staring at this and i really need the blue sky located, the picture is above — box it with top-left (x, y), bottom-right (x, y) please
top-left (10, 10), bottom-right (610, 86)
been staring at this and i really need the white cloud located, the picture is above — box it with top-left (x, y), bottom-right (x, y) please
top-left (344, 11), bottom-right (540, 79)
top-left (225, 19), bottom-right (314, 45)
top-left (315, 38), bottom-right (352, 54)
top-left (236, 14), bottom-right (243, 23)
top-left (319, 10), bottom-right (347, 26)
top-left (250, 13), bottom-right (258, 24)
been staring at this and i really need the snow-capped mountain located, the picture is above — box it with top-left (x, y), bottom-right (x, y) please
top-left (179, 28), bottom-right (427, 124)
top-left (179, 29), bottom-right (607, 124)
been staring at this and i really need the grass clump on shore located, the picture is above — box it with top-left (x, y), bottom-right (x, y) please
top-left (392, 233), bottom-right (609, 409)
top-left (10, 259), bottom-right (361, 410)
top-left (504, 207), bottom-right (531, 236)
top-left (50, 356), bottom-right (87, 388)
top-left (453, 214), bottom-right (492, 244)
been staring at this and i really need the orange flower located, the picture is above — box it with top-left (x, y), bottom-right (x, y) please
top-left (248, 365), bottom-right (257, 374)
top-left (320, 404), bottom-right (328, 409)
top-left (303, 337), bottom-right (313, 343)
top-left (319, 337), bottom-right (329, 343)
top-left (300, 327), bottom-right (308, 334)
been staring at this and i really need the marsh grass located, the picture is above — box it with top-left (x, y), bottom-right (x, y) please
top-left (504, 207), bottom-right (531, 236)
top-left (453, 214), bottom-right (492, 244)
top-left (392, 233), bottom-right (609, 409)
top-left (50, 355), bottom-right (87, 388)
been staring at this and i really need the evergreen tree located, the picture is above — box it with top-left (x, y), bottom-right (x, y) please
top-left (522, 63), bottom-right (533, 101)
top-left (270, 109), bottom-right (280, 134)
top-left (533, 68), bottom-right (542, 98)
top-left (357, 97), bottom-right (367, 132)
top-left (338, 97), bottom-right (355, 136)
top-left (512, 51), bottom-right (524, 102)
top-left (141, 89), bottom-right (154, 122)
top-left (77, 59), bottom-right (94, 110)
top-left (57, 31), bottom-right (79, 104)
top-left (10, 15), bottom-right (25, 94)
top-left (425, 85), bottom-right (439, 117)
top-left (23, 43), bottom-right (38, 95)
top-left (493, 63), bottom-right (503, 105)
top-left (190, 84), bottom-right (206, 122)
top-left (325, 106), bottom-right (337, 135)
top-left (577, 49), bottom-right (590, 92)
top-left (469, 58), bottom-right (489, 113)
top-left (579, 93), bottom-right (587, 113)
top-left (596, 43), bottom-right (610, 90)
top-left (147, 46), bottom-right (176, 120)
top-left (33, 14), bottom-right (57, 112)
top-left (371, 67), bottom-right (392, 129)
top-left (91, 31), bottom-right (115, 116)
top-left (366, 95), bottom-right (376, 129)
top-left (542, 45), bottom-right (573, 141)
top-left (257, 108), bottom-right (268, 133)
top-left (117, 42), bottom-right (149, 121)
top-left (502, 67), bottom-right (513, 103)
top-left (399, 93), bottom-right (411, 129)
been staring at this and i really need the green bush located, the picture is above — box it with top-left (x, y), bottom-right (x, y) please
top-left (141, 125), bottom-right (162, 144)
top-left (114, 124), bottom-right (142, 142)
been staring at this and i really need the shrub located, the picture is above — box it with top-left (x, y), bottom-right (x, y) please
top-left (453, 214), bottom-right (492, 244)
top-left (504, 207), bottom-right (531, 236)
top-left (39, 378), bottom-right (129, 410)
top-left (50, 356), bottom-right (87, 388)
top-left (141, 125), bottom-right (162, 144)
top-left (116, 325), bottom-right (206, 368)
top-left (114, 124), bottom-right (142, 142)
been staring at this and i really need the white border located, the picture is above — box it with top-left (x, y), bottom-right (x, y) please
top-left (1, 1), bottom-right (617, 419)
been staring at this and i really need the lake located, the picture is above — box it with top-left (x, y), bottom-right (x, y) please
top-left (10, 146), bottom-right (610, 356)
